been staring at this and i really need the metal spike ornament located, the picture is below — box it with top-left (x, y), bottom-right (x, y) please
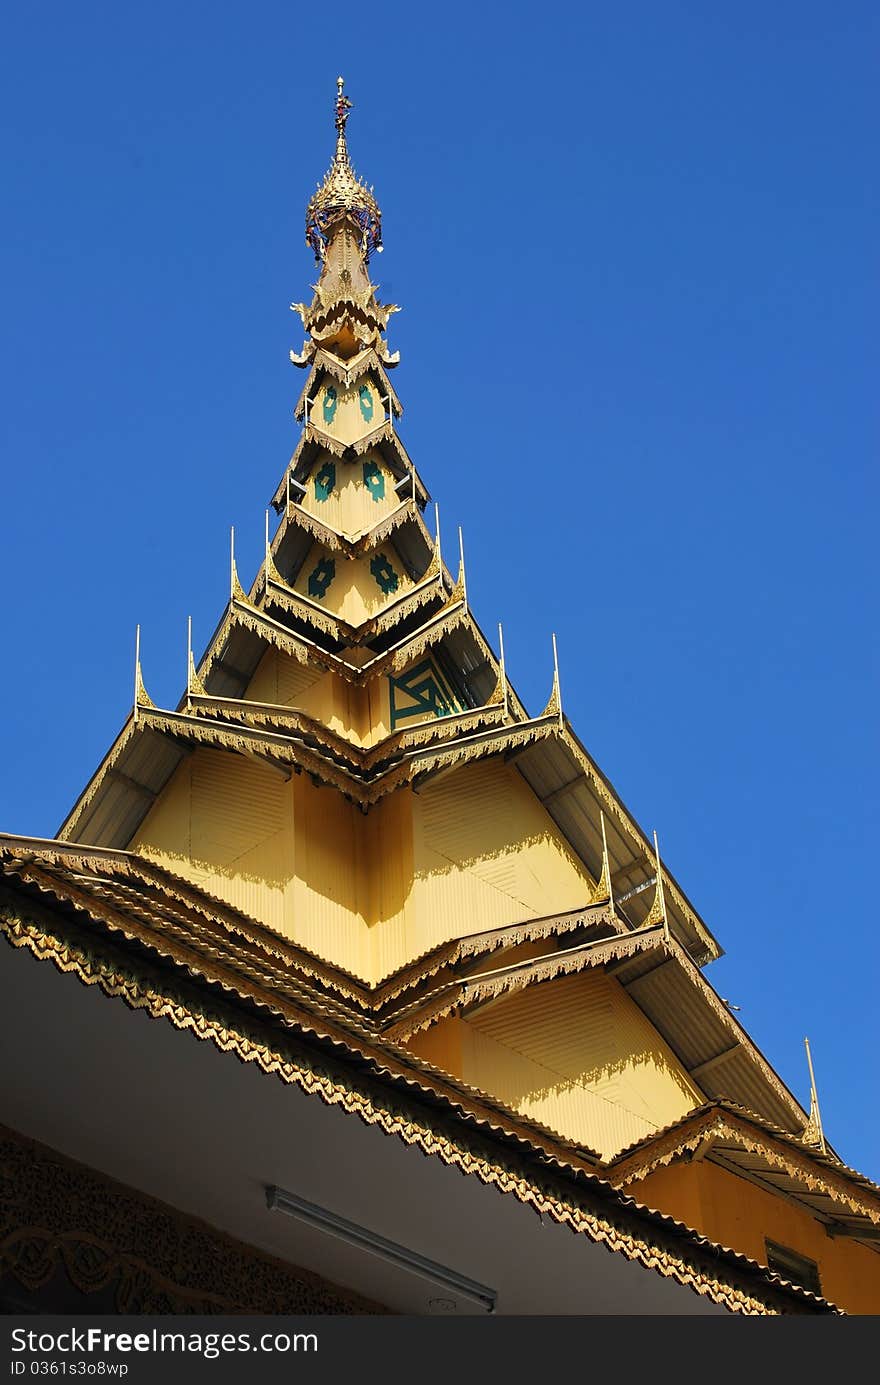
top-left (643, 830), bottom-right (670, 941)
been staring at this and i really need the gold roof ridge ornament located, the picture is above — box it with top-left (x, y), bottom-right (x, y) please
top-left (186, 616), bottom-right (207, 708)
top-left (230, 525), bottom-right (246, 603)
top-left (541, 633), bottom-right (565, 728)
top-left (589, 811), bottom-right (614, 908)
top-left (133, 624), bottom-right (154, 720)
top-left (433, 503), bottom-right (444, 590)
top-left (306, 77), bottom-right (383, 265)
top-left (802, 1036), bottom-right (827, 1154)
top-left (497, 623), bottom-right (510, 721)
top-left (456, 526), bottom-right (468, 608)
top-left (642, 829), bottom-right (671, 943)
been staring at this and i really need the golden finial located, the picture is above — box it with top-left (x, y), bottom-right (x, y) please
top-left (230, 525), bottom-right (246, 602)
top-left (802, 1037), bottom-right (827, 1154)
top-left (590, 811), bottom-right (613, 907)
top-left (187, 615), bottom-right (206, 706)
top-left (643, 830), bottom-right (670, 941)
top-left (306, 77), bottom-right (382, 262)
top-left (552, 632), bottom-right (563, 728)
top-left (540, 633), bottom-right (564, 725)
top-left (457, 526), bottom-right (468, 608)
top-left (335, 76), bottom-right (352, 135)
top-left (133, 624), bottom-right (154, 720)
top-left (498, 623), bottom-right (509, 720)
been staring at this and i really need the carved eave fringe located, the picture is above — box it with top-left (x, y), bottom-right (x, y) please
top-left (278, 504), bottom-right (346, 553)
top-left (378, 601), bottom-right (470, 677)
top-left (0, 889), bottom-right (614, 1194)
top-left (385, 704), bottom-right (508, 760)
top-left (606, 1106), bottom-right (880, 1226)
top-left (272, 496), bottom-right (430, 563)
top-left (294, 348), bottom-right (403, 420)
top-left (273, 425), bottom-right (429, 512)
top-left (371, 902), bottom-right (622, 1007)
top-left (384, 927), bottom-right (666, 1042)
top-left (305, 295), bottom-right (394, 338)
top-left (350, 499), bottom-right (433, 556)
top-left (185, 700), bottom-right (368, 776)
top-left (1, 838), bottom-right (372, 1005)
top-left (0, 896), bottom-right (838, 1314)
top-left (0, 859), bottom-right (365, 1036)
top-left (138, 708), bottom-right (365, 801)
top-left (400, 717), bottom-right (557, 791)
top-left (263, 578), bottom-right (351, 641)
top-left (368, 572), bottom-right (445, 636)
top-left (0, 838), bottom-right (618, 1015)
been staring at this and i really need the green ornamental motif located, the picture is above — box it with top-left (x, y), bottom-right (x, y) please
top-left (307, 556), bottom-right (335, 599)
top-left (389, 658), bottom-right (459, 730)
top-left (314, 461), bottom-right (336, 502)
top-left (322, 386), bottom-right (338, 425)
top-left (363, 459), bottom-right (385, 502)
top-left (370, 553), bottom-right (399, 595)
top-left (358, 384), bottom-right (374, 423)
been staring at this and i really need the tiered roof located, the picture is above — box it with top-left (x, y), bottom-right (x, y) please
top-left (3, 78), bottom-right (872, 1312)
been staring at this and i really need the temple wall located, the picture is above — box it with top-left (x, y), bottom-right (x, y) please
top-left (129, 751), bottom-right (370, 975)
top-left (369, 759), bottom-right (594, 981)
top-left (299, 447), bottom-right (398, 536)
top-left (407, 970), bottom-right (701, 1159)
top-left (624, 1158), bottom-right (880, 1315)
top-left (129, 750), bottom-right (599, 986)
top-left (293, 543), bottom-right (414, 627)
top-left (245, 648), bottom-right (323, 707)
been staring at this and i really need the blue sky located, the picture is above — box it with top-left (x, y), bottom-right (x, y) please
top-left (1, 3), bottom-right (877, 1178)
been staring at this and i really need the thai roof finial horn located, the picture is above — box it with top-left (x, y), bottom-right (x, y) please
top-left (552, 632), bottom-right (564, 729)
top-left (599, 811), bottom-right (614, 907)
top-left (133, 623), bottom-right (154, 720)
top-left (133, 623), bottom-right (141, 722)
top-left (655, 830), bottom-right (670, 943)
top-left (498, 622), bottom-right (509, 719)
top-left (264, 509), bottom-right (274, 588)
top-left (186, 616), bottom-right (193, 708)
top-left (229, 525), bottom-right (245, 603)
top-left (803, 1036), bottom-right (827, 1154)
top-left (186, 615), bottom-right (206, 706)
top-left (457, 526), bottom-right (468, 607)
top-left (643, 829), bottom-right (670, 942)
top-left (434, 502), bottom-right (443, 583)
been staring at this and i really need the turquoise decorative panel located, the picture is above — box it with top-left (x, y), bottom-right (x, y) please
top-left (359, 384), bottom-right (375, 423)
top-left (322, 386), bottom-right (338, 425)
top-left (389, 658), bottom-right (460, 730)
top-left (363, 458), bottom-right (385, 502)
top-left (314, 460), bottom-right (336, 502)
top-left (307, 556), bottom-right (335, 599)
top-left (370, 553), bottom-right (399, 595)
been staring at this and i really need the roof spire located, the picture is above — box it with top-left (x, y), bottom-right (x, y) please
top-left (802, 1037), bottom-right (827, 1153)
top-left (335, 75), bottom-right (352, 140)
top-left (306, 77), bottom-right (382, 264)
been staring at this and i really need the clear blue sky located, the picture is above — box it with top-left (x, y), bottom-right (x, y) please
top-left (1, 3), bottom-right (877, 1178)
